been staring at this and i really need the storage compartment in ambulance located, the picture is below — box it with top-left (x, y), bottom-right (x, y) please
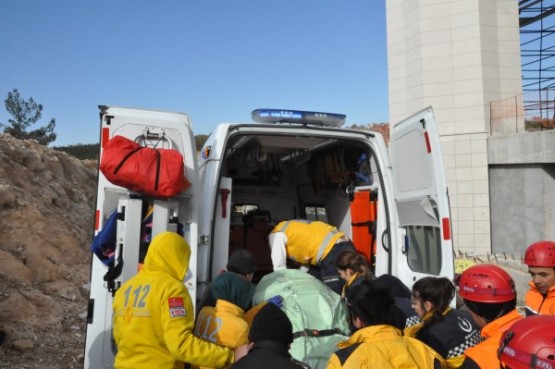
top-left (198, 112), bottom-right (387, 288)
top-left (197, 107), bottom-right (454, 295)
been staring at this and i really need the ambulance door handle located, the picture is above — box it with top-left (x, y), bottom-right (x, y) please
top-left (381, 229), bottom-right (390, 252)
top-left (219, 189), bottom-right (230, 218)
top-left (401, 235), bottom-right (409, 255)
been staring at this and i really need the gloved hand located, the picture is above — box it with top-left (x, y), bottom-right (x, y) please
top-left (267, 295), bottom-right (283, 308)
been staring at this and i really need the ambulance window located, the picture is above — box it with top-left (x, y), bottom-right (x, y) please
top-left (405, 225), bottom-right (442, 275)
top-left (305, 206), bottom-right (328, 223)
top-left (233, 204), bottom-right (259, 214)
top-left (231, 204), bottom-right (259, 224)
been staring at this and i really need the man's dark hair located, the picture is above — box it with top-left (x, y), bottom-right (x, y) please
top-left (346, 279), bottom-right (396, 327)
top-left (463, 299), bottom-right (517, 323)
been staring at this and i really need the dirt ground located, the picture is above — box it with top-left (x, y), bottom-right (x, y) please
top-left (0, 134), bottom-right (96, 369)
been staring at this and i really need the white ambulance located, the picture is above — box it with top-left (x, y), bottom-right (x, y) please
top-left (84, 105), bottom-right (454, 368)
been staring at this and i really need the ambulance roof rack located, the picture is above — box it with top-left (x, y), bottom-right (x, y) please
top-left (251, 109), bottom-right (346, 127)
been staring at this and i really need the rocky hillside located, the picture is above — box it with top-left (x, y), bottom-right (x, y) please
top-left (0, 134), bottom-right (97, 369)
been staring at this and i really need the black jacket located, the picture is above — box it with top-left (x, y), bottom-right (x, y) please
top-left (415, 309), bottom-right (482, 360)
top-left (230, 340), bottom-right (310, 369)
top-left (376, 274), bottom-right (419, 329)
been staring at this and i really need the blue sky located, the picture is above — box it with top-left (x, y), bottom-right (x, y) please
top-left (0, 1), bottom-right (388, 146)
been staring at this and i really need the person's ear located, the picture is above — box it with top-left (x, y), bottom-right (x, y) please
top-left (468, 309), bottom-right (487, 328)
top-left (423, 301), bottom-right (433, 313)
top-left (352, 316), bottom-right (364, 329)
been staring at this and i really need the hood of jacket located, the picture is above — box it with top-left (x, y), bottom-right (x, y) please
top-left (143, 231), bottom-right (190, 282)
top-left (337, 324), bottom-right (402, 348)
top-left (211, 271), bottom-right (255, 311)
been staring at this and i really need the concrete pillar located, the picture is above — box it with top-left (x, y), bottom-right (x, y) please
top-left (386, 0), bottom-right (523, 254)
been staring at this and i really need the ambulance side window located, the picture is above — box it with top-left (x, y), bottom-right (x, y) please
top-left (233, 204), bottom-right (259, 215)
top-left (305, 206), bottom-right (328, 223)
top-left (405, 225), bottom-right (442, 275)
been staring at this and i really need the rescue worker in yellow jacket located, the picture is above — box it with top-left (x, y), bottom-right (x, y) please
top-left (194, 271), bottom-right (255, 369)
top-left (112, 232), bottom-right (247, 369)
top-left (326, 279), bottom-right (446, 369)
top-left (523, 240), bottom-right (555, 316)
top-left (269, 220), bottom-right (355, 294)
top-left (458, 264), bottom-right (522, 369)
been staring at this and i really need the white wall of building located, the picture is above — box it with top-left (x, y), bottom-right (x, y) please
top-left (386, 0), bottom-right (523, 254)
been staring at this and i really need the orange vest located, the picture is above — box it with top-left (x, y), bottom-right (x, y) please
top-left (464, 309), bottom-right (523, 369)
top-left (525, 282), bottom-right (555, 315)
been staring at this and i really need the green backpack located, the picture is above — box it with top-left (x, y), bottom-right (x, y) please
top-left (253, 269), bottom-right (350, 369)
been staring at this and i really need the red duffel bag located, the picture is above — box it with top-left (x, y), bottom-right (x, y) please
top-left (100, 135), bottom-right (191, 198)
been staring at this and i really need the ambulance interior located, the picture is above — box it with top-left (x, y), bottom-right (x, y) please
top-left (218, 132), bottom-right (382, 282)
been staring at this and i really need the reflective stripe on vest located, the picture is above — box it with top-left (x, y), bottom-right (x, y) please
top-left (276, 220), bottom-right (339, 262)
top-left (316, 228), bottom-right (340, 261)
top-left (276, 219), bottom-right (311, 233)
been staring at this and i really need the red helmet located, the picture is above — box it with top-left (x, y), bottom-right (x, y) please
top-left (458, 264), bottom-right (516, 303)
top-left (498, 315), bottom-right (555, 369)
top-left (524, 241), bottom-right (555, 267)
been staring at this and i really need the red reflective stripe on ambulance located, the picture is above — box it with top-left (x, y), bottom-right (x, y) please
top-left (95, 210), bottom-right (100, 231)
top-left (442, 217), bottom-right (451, 240)
top-left (424, 131), bottom-right (431, 153)
top-left (101, 127), bottom-right (110, 149)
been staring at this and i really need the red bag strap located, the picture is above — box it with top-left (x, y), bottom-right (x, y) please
top-left (113, 146), bottom-right (144, 175)
top-left (112, 146), bottom-right (163, 192)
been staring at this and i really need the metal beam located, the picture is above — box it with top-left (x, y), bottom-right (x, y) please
top-left (520, 7), bottom-right (555, 27)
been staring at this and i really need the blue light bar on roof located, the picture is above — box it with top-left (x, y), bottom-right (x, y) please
top-left (251, 109), bottom-right (346, 127)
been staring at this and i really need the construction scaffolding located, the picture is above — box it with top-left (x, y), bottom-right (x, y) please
top-left (489, 91), bottom-right (555, 134)
top-left (518, 0), bottom-right (555, 131)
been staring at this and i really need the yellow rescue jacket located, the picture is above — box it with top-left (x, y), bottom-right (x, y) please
top-left (327, 324), bottom-right (446, 369)
top-left (525, 281), bottom-right (555, 315)
top-left (464, 309), bottom-right (523, 369)
top-left (271, 220), bottom-right (345, 266)
top-left (194, 299), bottom-right (250, 369)
top-left (340, 272), bottom-right (363, 299)
top-left (112, 232), bottom-right (233, 369)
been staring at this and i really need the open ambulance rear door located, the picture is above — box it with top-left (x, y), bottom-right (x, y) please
top-left (387, 106), bottom-right (454, 288)
top-left (84, 106), bottom-right (199, 369)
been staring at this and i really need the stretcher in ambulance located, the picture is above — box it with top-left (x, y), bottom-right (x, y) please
top-left (84, 105), bottom-right (454, 368)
